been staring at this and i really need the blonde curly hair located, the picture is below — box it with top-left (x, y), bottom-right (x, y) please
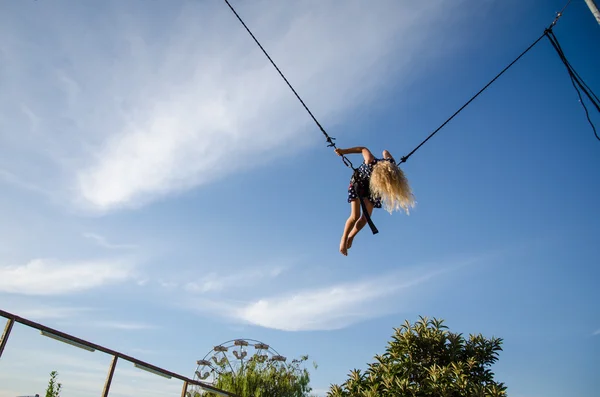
top-left (370, 160), bottom-right (415, 214)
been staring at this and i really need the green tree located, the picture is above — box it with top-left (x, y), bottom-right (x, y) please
top-left (45, 371), bottom-right (62, 397)
top-left (192, 354), bottom-right (316, 397)
top-left (328, 317), bottom-right (507, 397)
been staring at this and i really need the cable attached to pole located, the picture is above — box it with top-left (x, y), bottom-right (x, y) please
top-left (544, 29), bottom-right (600, 141)
top-left (398, 0), bottom-right (591, 162)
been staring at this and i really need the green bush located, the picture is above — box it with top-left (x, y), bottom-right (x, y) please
top-left (328, 317), bottom-right (507, 397)
top-left (45, 371), bottom-right (62, 397)
top-left (195, 354), bottom-right (316, 397)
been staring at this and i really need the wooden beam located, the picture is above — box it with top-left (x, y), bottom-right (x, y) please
top-left (181, 381), bottom-right (189, 397)
top-left (102, 356), bottom-right (119, 397)
top-left (0, 318), bottom-right (14, 358)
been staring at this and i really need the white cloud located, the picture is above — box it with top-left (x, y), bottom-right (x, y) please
top-left (231, 266), bottom-right (448, 331)
top-left (235, 281), bottom-right (393, 331)
top-left (73, 0), bottom-right (410, 211)
top-left (0, 258), bottom-right (135, 295)
top-left (181, 261), bottom-right (459, 331)
top-left (593, 329), bottom-right (600, 336)
top-left (183, 264), bottom-right (287, 294)
top-left (83, 232), bottom-right (137, 250)
top-left (0, 0), bottom-right (477, 213)
top-left (159, 280), bottom-right (179, 289)
top-left (136, 278), bottom-right (150, 286)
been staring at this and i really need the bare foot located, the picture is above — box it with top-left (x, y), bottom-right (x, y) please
top-left (347, 235), bottom-right (354, 250)
top-left (339, 241), bottom-right (348, 256)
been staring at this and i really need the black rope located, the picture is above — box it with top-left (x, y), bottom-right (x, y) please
top-left (399, 0), bottom-right (580, 163)
top-left (222, 0), bottom-right (355, 169)
top-left (223, 0), bottom-right (589, 236)
top-left (223, 0), bottom-right (379, 234)
top-left (544, 29), bottom-right (600, 141)
top-left (399, 31), bottom-right (547, 164)
top-left (549, 0), bottom-right (573, 30)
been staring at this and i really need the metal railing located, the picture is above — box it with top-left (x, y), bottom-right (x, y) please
top-left (0, 309), bottom-right (240, 397)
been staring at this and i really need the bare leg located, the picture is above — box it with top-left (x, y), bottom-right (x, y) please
top-left (340, 200), bottom-right (361, 256)
top-left (347, 199), bottom-right (374, 250)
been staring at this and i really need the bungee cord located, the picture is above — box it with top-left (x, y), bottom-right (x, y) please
top-left (222, 0), bottom-right (354, 169)
top-left (399, 0), bottom-right (599, 162)
top-left (398, 31), bottom-right (548, 164)
top-left (222, 0), bottom-right (595, 235)
top-left (223, 0), bottom-right (379, 233)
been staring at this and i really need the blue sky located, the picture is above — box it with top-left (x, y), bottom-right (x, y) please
top-left (0, 0), bottom-right (599, 396)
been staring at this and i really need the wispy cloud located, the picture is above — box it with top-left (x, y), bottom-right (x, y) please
top-left (234, 281), bottom-right (395, 331)
top-left (181, 259), bottom-right (465, 331)
top-left (72, 0), bottom-right (414, 212)
top-left (593, 329), bottom-right (600, 336)
top-left (83, 232), bottom-right (138, 250)
top-left (232, 265), bottom-right (449, 331)
top-left (0, 258), bottom-right (135, 295)
top-left (0, 0), bottom-right (474, 213)
top-left (183, 264), bottom-right (288, 294)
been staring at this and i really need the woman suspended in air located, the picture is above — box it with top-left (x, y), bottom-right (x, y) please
top-left (335, 146), bottom-right (415, 256)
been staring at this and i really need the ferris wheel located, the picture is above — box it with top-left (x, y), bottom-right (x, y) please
top-left (188, 338), bottom-right (288, 395)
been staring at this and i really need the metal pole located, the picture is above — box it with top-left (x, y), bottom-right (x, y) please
top-left (585, 0), bottom-right (600, 25)
top-left (0, 318), bottom-right (14, 358)
top-left (0, 309), bottom-right (240, 397)
top-left (181, 381), bottom-right (189, 397)
top-left (102, 356), bottom-right (118, 397)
